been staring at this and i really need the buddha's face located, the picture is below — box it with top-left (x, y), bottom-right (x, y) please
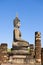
top-left (16, 22), bottom-right (21, 28)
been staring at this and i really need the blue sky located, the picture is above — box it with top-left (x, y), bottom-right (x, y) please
top-left (0, 0), bottom-right (43, 48)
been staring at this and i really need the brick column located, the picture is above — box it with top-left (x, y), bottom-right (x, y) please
top-left (35, 32), bottom-right (41, 64)
top-left (41, 48), bottom-right (43, 65)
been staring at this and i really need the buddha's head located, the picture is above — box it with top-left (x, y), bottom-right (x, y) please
top-left (14, 17), bottom-right (20, 28)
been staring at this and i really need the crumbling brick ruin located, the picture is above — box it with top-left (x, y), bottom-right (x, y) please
top-left (0, 43), bottom-right (8, 64)
top-left (41, 48), bottom-right (43, 65)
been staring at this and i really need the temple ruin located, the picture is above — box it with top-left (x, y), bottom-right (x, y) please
top-left (0, 16), bottom-right (43, 65)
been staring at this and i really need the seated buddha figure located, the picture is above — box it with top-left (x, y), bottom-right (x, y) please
top-left (12, 16), bottom-right (29, 48)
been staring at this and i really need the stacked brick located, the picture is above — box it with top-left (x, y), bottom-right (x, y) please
top-left (0, 43), bottom-right (8, 63)
top-left (30, 44), bottom-right (34, 58)
top-left (41, 48), bottom-right (43, 65)
top-left (35, 32), bottom-right (41, 64)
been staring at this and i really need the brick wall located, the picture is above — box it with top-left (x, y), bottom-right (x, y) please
top-left (0, 43), bottom-right (8, 63)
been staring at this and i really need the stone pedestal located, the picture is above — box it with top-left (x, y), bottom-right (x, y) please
top-left (11, 41), bottom-right (30, 64)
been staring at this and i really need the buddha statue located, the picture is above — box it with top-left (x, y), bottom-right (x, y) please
top-left (12, 16), bottom-right (29, 48)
